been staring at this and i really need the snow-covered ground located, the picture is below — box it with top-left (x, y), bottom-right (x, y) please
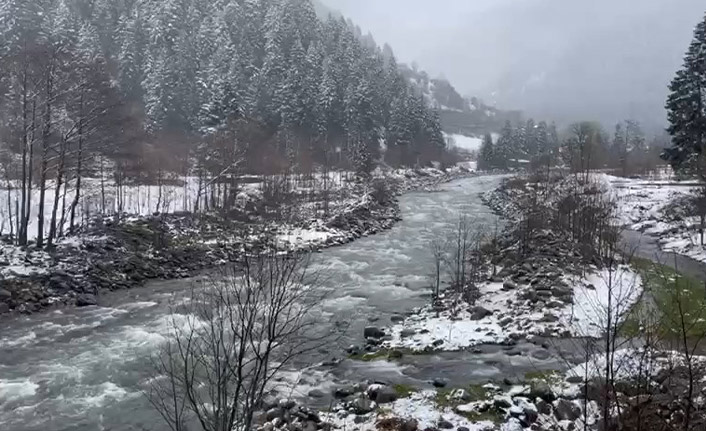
top-left (383, 265), bottom-right (642, 352)
top-left (444, 133), bottom-right (484, 153)
top-left (601, 173), bottom-right (706, 263)
top-left (323, 391), bottom-right (498, 431)
top-left (0, 172), bottom-right (361, 243)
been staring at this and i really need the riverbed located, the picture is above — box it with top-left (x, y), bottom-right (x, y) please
top-left (0, 175), bottom-right (514, 431)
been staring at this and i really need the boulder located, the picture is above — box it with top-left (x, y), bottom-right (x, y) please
top-left (528, 381), bottom-right (555, 402)
top-left (351, 396), bottom-right (375, 414)
top-left (470, 306), bottom-right (492, 320)
top-left (566, 375), bottom-right (584, 384)
top-left (373, 385), bottom-right (398, 404)
top-left (76, 293), bottom-right (97, 307)
top-left (364, 326), bottom-right (385, 339)
top-left (536, 399), bottom-right (552, 415)
top-left (450, 389), bottom-right (472, 402)
top-left (334, 385), bottom-right (356, 399)
top-left (540, 313), bottom-right (559, 323)
top-left (401, 419), bottom-right (418, 431)
top-left (493, 395), bottom-right (512, 409)
top-left (437, 419), bottom-right (454, 429)
top-left (308, 389), bottom-right (325, 399)
top-left (400, 329), bottom-right (416, 338)
top-left (503, 279), bottom-right (519, 291)
top-left (266, 407), bottom-right (282, 421)
top-left (0, 289), bottom-right (12, 299)
top-left (553, 399), bottom-right (581, 421)
top-left (432, 378), bottom-right (448, 388)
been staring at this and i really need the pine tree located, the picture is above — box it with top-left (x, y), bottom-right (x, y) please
top-left (478, 133), bottom-right (494, 171)
top-left (494, 121), bottom-right (515, 169)
top-left (664, 13), bottom-right (706, 176)
top-left (612, 122), bottom-right (627, 173)
top-left (523, 119), bottom-right (538, 160)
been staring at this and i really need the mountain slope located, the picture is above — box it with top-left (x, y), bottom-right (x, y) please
top-left (400, 65), bottom-right (521, 136)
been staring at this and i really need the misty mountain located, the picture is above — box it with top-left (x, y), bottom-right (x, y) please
top-left (323, 0), bottom-right (705, 132)
top-left (399, 65), bottom-right (521, 135)
top-left (474, 0), bottom-right (705, 130)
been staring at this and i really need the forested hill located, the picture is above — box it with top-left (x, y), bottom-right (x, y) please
top-left (0, 0), bottom-right (447, 179)
top-left (399, 65), bottom-right (522, 137)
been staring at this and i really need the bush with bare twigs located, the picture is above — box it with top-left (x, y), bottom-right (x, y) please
top-left (147, 250), bottom-right (331, 431)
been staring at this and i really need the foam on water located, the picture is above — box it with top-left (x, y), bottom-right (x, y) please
top-left (80, 382), bottom-right (136, 408)
top-left (118, 301), bottom-right (159, 311)
top-left (0, 331), bottom-right (37, 348)
top-left (0, 379), bottom-right (39, 403)
top-left (0, 176), bottom-right (504, 431)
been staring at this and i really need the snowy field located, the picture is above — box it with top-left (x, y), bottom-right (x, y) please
top-left (444, 133), bottom-right (484, 153)
top-left (600, 173), bottom-right (706, 263)
top-left (0, 172), bottom-right (361, 243)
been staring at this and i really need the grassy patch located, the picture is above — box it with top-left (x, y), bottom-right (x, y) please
top-left (466, 384), bottom-right (493, 402)
top-left (623, 257), bottom-right (706, 339)
top-left (433, 385), bottom-right (503, 424)
top-left (392, 384), bottom-right (416, 399)
top-left (524, 370), bottom-right (562, 385)
top-left (459, 409), bottom-right (504, 424)
top-left (434, 384), bottom-right (494, 409)
top-left (434, 388), bottom-right (456, 408)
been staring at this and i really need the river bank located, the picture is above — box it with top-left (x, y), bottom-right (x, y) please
top-left (0, 167), bottom-right (472, 315)
top-left (0, 174), bottom-right (502, 431)
top-left (316, 173), bottom-right (705, 431)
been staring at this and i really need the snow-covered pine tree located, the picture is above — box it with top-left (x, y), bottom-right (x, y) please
top-left (494, 121), bottom-right (515, 169)
top-left (478, 133), bottom-right (495, 171)
top-left (664, 13), bottom-right (706, 177)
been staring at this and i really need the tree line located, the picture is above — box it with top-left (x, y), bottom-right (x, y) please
top-left (478, 118), bottom-right (667, 176)
top-left (0, 0), bottom-right (447, 247)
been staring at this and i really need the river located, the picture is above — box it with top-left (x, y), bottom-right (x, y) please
top-left (0, 175), bottom-right (521, 431)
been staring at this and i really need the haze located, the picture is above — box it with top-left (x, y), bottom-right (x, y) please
top-left (325, 0), bottom-right (705, 129)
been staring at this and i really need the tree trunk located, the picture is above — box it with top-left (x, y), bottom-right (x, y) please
top-left (19, 53), bottom-right (29, 246)
top-left (48, 138), bottom-right (67, 246)
top-left (69, 92), bottom-right (85, 234)
top-left (58, 173), bottom-right (69, 238)
top-left (37, 63), bottom-right (54, 248)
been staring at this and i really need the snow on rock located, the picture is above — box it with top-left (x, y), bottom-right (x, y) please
top-left (383, 265), bottom-right (642, 352)
top-left (275, 227), bottom-right (337, 249)
top-left (322, 391), bottom-right (496, 431)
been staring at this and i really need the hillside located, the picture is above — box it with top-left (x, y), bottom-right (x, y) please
top-left (399, 65), bottom-right (521, 138)
top-left (315, 0), bottom-right (520, 140)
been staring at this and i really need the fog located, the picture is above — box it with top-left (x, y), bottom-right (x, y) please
top-left (324, 0), bottom-right (705, 129)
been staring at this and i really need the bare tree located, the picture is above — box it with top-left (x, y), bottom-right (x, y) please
top-left (447, 214), bottom-right (473, 291)
top-left (147, 250), bottom-right (329, 431)
top-left (429, 236), bottom-right (447, 299)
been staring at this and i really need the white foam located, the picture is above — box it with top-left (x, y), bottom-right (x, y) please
top-left (0, 331), bottom-right (37, 348)
top-left (0, 379), bottom-right (39, 402)
top-left (119, 301), bottom-right (159, 311)
top-left (80, 382), bottom-right (135, 408)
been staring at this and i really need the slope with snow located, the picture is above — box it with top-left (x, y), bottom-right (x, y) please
top-left (444, 133), bottom-right (484, 153)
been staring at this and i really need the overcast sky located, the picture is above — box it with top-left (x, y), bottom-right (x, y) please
top-left (324, 0), bottom-right (705, 129)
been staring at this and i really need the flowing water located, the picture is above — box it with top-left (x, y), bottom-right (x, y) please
top-left (0, 175), bottom-right (559, 431)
